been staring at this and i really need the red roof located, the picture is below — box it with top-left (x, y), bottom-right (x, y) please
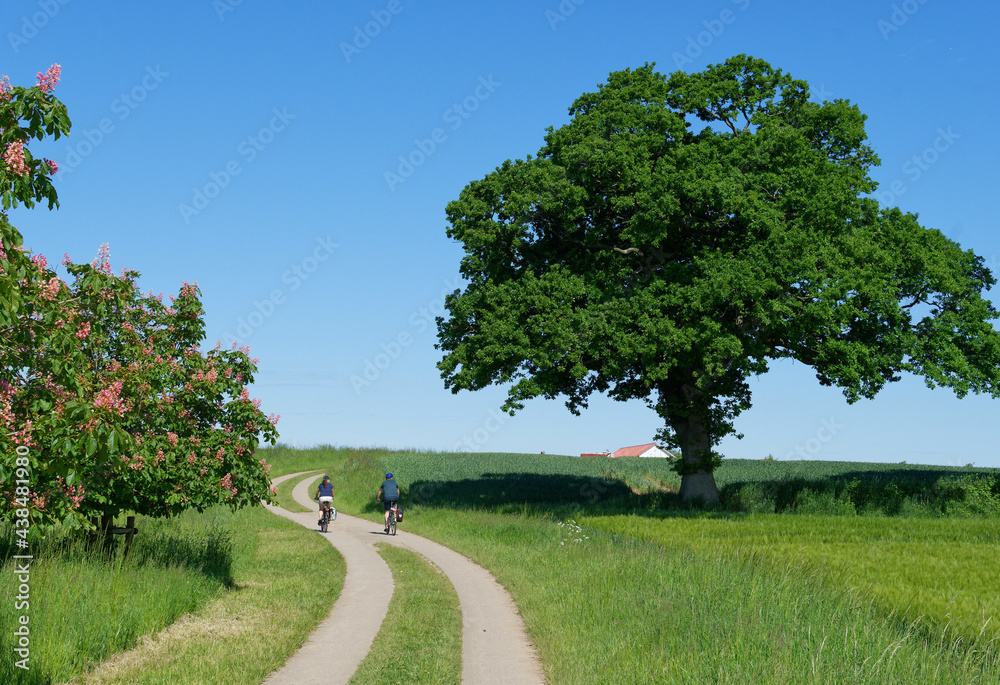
top-left (580, 452), bottom-right (610, 458)
top-left (613, 443), bottom-right (670, 458)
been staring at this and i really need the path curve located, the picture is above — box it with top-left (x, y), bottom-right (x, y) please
top-left (262, 471), bottom-right (547, 685)
top-left (262, 472), bottom-right (394, 684)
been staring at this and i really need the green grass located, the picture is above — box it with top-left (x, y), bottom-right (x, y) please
top-left (348, 544), bottom-right (462, 685)
top-left (585, 514), bottom-right (1000, 647)
top-left (264, 447), bottom-right (1000, 684)
top-left (274, 468), bottom-right (317, 512)
top-left (393, 508), bottom-right (1000, 684)
top-left (0, 505), bottom-right (345, 685)
top-left (19, 445), bottom-right (994, 684)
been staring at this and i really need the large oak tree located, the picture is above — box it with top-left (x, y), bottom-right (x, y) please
top-left (436, 56), bottom-right (1000, 504)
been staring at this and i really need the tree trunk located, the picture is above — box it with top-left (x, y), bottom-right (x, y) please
top-left (673, 410), bottom-right (722, 506)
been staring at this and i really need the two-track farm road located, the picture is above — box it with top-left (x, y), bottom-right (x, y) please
top-left (262, 472), bottom-right (547, 685)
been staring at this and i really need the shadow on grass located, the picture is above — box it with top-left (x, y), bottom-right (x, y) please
top-left (359, 466), bottom-right (1000, 520)
top-left (0, 525), bottom-right (235, 587)
top-left (358, 472), bottom-right (677, 518)
top-left (720, 468), bottom-right (1000, 517)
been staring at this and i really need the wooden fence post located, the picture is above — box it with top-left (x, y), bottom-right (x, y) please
top-left (124, 516), bottom-right (136, 553)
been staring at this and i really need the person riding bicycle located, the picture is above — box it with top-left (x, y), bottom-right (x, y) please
top-left (315, 475), bottom-right (335, 525)
top-left (376, 472), bottom-right (399, 533)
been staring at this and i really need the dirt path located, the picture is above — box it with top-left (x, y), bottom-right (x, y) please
top-left (262, 472), bottom-right (547, 685)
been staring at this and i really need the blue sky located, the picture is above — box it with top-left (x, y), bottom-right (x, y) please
top-left (4, 0), bottom-right (999, 467)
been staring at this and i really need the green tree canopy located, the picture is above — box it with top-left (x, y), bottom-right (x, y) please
top-left (436, 55), bottom-right (1000, 504)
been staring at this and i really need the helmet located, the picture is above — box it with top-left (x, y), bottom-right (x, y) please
top-left (385, 472), bottom-right (393, 479)
top-left (322, 474), bottom-right (330, 481)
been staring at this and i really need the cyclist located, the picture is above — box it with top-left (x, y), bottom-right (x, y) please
top-left (376, 472), bottom-right (399, 533)
top-left (315, 475), bottom-right (335, 525)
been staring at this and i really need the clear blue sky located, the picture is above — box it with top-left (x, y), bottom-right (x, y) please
top-left (4, 0), bottom-right (999, 467)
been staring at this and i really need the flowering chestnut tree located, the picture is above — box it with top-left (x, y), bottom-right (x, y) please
top-left (1, 67), bottom-right (279, 533)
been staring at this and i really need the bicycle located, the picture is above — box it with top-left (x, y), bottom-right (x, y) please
top-left (387, 501), bottom-right (398, 536)
top-left (319, 501), bottom-right (336, 533)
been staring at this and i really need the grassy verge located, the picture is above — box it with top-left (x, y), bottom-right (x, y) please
top-left (262, 447), bottom-right (1000, 684)
top-left (1, 505), bottom-right (344, 685)
top-left (585, 513), bottom-right (1000, 645)
top-left (349, 544), bottom-right (462, 685)
top-left (274, 470), bottom-right (316, 512)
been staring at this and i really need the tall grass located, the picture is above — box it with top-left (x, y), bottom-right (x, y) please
top-left (586, 514), bottom-right (1000, 648)
top-left (396, 508), bottom-right (1000, 684)
top-left (0, 512), bottom-right (233, 685)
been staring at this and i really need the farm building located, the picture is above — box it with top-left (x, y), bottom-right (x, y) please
top-left (612, 443), bottom-right (676, 459)
top-left (580, 451), bottom-right (611, 458)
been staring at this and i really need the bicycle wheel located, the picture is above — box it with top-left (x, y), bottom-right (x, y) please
top-left (320, 509), bottom-right (329, 533)
top-left (389, 516), bottom-right (396, 535)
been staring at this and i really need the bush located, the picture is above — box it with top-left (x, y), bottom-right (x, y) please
top-left (791, 488), bottom-right (857, 516)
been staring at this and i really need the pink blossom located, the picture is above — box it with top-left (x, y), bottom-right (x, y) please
top-left (167, 432), bottom-right (178, 446)
top-left (76, 321), bottom-right (91, 340)
top-left (268, 413), bottom-right (281, 425)
top-left (66, 484), bottom-right (85, 509)
top-left (91, 243), bottom-right (112, 275)
top-left (31, 254), bottom-right (48, 270)
top-left (187, 451), bottom-right (196, 464)
top-left (44, 158), bottom-right (58, 175)
top-left (62, 253), bottom-right (72, 266)
top-left (39, 277), bottom-right (62, 301)
top-left (3, 140), bottom-right (27, 176)
top-left (93, 381), bottom-right (129, 416)
top-left (36, 64), bottom-right (61, 93)
top-left (0, 75), bottom-right (11, 98)
top-left (220, 472), bottom-right (237, 499)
